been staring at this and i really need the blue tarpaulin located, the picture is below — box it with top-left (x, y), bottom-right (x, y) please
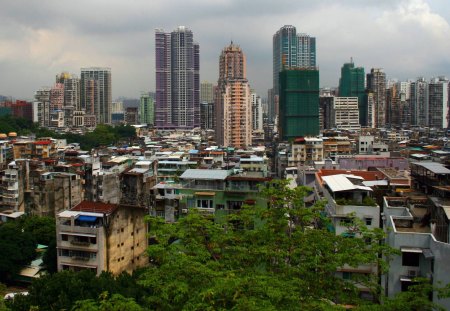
top-left (78, 215), bottom-right (97, 222)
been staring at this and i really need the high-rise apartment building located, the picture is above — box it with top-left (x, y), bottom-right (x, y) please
top-left (34, 87), bottom-right (51, 127)
top-left (428, 77), bottom-right (449, 128)
top-left (410, 78), bottom-right (428, 126)
top-left (140, 92), bottom-right (155, 126)
top-left (155, 26), bottom-right (200, 129)
top-left (339, 61), bottom-right (365, 125)
top-left (332, 97), bottom-right (360, 131)
top-left (215, 43), bottom-right (252, 148)
top-left (80, 67), bottom-right (112, 124)
top-left (200, 102), bottom-right (214, 130)
top-left (366, 68), bottom-right (386, 128)
top-left (251, 92), bottom-right (263, 131)
top-left (200, 81), bottom-right (214, 103)
top-left (56, 72), bottom-right (81, 127)
top-left (272, 25), bottom-right (316, 122)
top-left (278, 69), bottom-right (320, 140)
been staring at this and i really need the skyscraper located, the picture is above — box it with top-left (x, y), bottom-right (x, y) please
top-left (80, 67), bottom-right (112, 124)
top-left (272, 25), bottom-right (316, 122)
top-left (339, 61), bottom-right (365, 125)
top-left (215, 42), bottom-right (252, 148)
top-left (155, 26), bottom-right (200, 129)
top-left (278, 69), bottom-right (320, 140)
top-left (366, 68), bottom-right (386, 128)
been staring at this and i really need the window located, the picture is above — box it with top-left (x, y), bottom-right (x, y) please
top-left (365, 218), bottom-right (372, 226)
top-left (343, 272), bottom-right (352, 280)
top-left (402, 252), bottom-right (420, 267)
top-left (197, 199), bottom-right (213, 209)
top-left (61, 234), bottom-right (68, 241)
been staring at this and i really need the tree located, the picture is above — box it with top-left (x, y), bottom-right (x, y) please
top-left (6, 271), bottom-right (147, 311)
top-left (0, 222), bottom-right (36, 282)
top-left (72, 292), bottom-right (143, 311)
top-left (140, 180), bottom-right (392, 310)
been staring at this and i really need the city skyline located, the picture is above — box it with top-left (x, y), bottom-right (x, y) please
top-left (0, 0), bottom-right (449, 99)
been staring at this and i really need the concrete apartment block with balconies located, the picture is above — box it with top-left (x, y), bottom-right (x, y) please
top-left (56, 201), bottom-right (147, 275)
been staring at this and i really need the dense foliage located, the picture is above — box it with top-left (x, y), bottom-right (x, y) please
top-left (0, 216), bottom-right (56, 282)
top-left (6, 271), bottom-right (146, 311)
top-left (140, 180), bottom-right (391, 310)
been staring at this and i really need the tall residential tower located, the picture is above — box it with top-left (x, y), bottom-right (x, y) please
top-left (215, 42), bottom-right (252, 148)
top-left (155, 26), bottom-right (200, 129)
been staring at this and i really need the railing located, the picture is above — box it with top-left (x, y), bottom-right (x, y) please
top-left (70, 240), bottom-right (91, 247)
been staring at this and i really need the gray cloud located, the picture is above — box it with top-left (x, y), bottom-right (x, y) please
top-left (0, 0), bottom-right (448, 100)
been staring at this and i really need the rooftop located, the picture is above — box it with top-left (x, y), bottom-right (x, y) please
top-left (71, 201), bottom-right (118, 215)
top-left (180, 169), bottom-right (229, 180)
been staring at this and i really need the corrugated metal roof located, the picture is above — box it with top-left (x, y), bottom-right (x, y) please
top-left (322, 174), bottom-right (373, 192)
top-left (414, 162), bottom-right (450, 174)
top-left (180, 169), bottom-right (229, 180)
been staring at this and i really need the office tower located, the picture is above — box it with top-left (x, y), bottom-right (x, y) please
top-left (339, 60), bottom-right (365, 125)
top-left (80, 67), bottom-right (112, 124)
top-left (272, 25), bottom-right (316, 122)
top-left (155, 26), bottom-right (200, 129)
top-left (215, 42), bottom-right (252, 148)
top-left (428, 77), bottom-right (449, 128)
top-left (140, 92), bottom-right (155, 126)
top-left (332, 97), bottom-right (360, 131)
top-left (200, 82), bottom-right (214, 103)
top-left (200, 102), bottom-right (214, 130)
top-left (366, 68), bottom-right (386, 128)
top-left (278, 69), bottom-right (320, 140)
top-left (410, 78), bottom-right (428, 126)
top-left (251, 92), bottom-right (263, 131)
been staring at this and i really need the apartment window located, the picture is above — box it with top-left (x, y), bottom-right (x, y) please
top-left (365, 218), bottom-right (373, 226)
top-left (197, 199), bottom-right (213, 209)
top-left (402, 252), bottom-right (420, 267)
top-left (61, 234), bottom-right (68, 241)
top-left (343, 272), bottom-right (352, 280)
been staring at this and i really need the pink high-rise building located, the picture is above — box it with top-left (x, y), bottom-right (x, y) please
top-left (215, 43), bottom-right (252, 148)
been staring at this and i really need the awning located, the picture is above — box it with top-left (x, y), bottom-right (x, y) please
top-left (77, 215), bottom-right (97, 222)
top-left (401, 247), bottom-right (423, 253)
top-left (194, 192), bottom-right (216, 196)
top-left (60, 232), bottom-right (96, 238)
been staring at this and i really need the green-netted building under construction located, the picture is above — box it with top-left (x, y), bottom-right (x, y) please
top-left (278, 69), bottom-right (319, 141)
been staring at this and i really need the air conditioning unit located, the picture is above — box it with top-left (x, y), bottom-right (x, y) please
top-left (408, 269), bottom-right (418, 278)
top-left (181, 208), bottom-right (188, 214)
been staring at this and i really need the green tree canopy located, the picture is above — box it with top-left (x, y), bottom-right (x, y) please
top-left (0, 222), bottom-right (36, 282)
top-left (140, 180), bottom-right (391, 310)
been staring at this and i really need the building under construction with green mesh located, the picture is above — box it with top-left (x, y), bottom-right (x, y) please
top-left (278, 69), bottom-right (319, 141)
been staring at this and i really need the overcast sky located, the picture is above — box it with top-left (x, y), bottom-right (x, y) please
top-left (0, 0), bottom-right (449, 100)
